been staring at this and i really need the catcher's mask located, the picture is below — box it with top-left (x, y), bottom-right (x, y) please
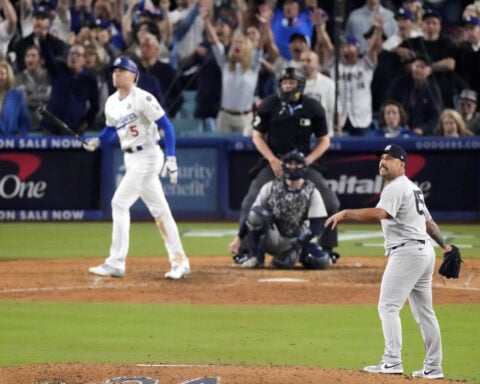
top-left (278, 67), bottom-right (305, 103)
top-left (281, 149), bottom-right (307, 180)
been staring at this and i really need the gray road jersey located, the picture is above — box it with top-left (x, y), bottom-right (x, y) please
top-left (376, 175), bottom-right (432, 250)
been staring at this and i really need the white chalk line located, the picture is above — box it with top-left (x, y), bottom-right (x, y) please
top-left (137, 364), bottom-right (224, 367)
top-left (0, 280), bottom-right (478, 294)
top-left (0, 282), bottom-right (150, 293)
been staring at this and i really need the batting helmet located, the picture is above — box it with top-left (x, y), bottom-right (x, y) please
top-left (278, 67), bottom-right (306, 103)
top-left (112, 56), bottom-right (139, 80)
top-left (300, 243), bottom-right (330, 270)
top-left (281, 149), bottom-right (307, 180)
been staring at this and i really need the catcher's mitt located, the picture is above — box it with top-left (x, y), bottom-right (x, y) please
top-left (439, 245), bottom-right (463, 279)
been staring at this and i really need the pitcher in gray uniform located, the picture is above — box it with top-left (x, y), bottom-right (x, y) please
top-left (325, 144), bottom-right (453, 380)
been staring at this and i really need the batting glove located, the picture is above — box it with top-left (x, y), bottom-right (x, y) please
top-left (161, 156), bottom-right (178, 184)
top-left (83, 137), bottom-right (100, 152)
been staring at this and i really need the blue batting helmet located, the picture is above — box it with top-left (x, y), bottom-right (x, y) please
top-left (112, 56), bottom-right (139, 80)
top-left (300, 243), bottom-right (330, 270)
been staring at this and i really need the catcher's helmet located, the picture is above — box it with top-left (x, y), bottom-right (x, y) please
top-left (246, 205), bottom-right (274, 232)
top-left (278, 67), bottom-right (306, 103)
top-left (300, 243), bottom-right (330, 270)
top-left (281, 149), bottom-right (307, 180)
top-left (112, 56), bottom-right (139, 80)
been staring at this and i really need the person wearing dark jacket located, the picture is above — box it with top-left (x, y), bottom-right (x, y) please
top-left (40, 41), bottom-right (99, 135)
top-left (10, 5), bottom-right (67, 73)
top-left (384, 56), bottom-right (443, 136)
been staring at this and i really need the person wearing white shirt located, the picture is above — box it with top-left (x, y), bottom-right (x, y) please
top-left (0, 0), bottom-right (17, 59)
top-left (300, 50), bottom-right (335, 137)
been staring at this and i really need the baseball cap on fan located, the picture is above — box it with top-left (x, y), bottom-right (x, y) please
top-left (375, 144), bottom-right (407, 162)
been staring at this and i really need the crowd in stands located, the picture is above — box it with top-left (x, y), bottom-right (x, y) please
top-left (0, 0), bottom-right (480, 137)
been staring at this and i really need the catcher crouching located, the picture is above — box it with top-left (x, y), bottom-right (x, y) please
top-left (232, 149), bottom-right (335, 269)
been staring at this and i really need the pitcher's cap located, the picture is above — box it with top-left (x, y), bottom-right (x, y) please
top-left (375, 144), bottom-right (407, 162)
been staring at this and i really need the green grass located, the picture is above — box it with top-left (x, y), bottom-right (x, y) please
top-left (0, 222), bottom-right (479, 260)
top-left (0, 222), bottom-right (479, 382)
top-left (1, 301), bottom-right (479, 382)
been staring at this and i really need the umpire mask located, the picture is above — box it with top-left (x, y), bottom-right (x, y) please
top-left (281, 149), bottom-right (307, 180)
top-left (278, 67), bottom-right (306, 104)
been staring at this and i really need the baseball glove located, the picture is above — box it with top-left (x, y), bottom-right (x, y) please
top-left (438, 245), bottom-right (463, 279)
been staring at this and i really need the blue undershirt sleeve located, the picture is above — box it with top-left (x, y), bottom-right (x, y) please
top-left (98, 126), bottom-right (118, 147)
top-left (156, 115), bottom-right (175, 156)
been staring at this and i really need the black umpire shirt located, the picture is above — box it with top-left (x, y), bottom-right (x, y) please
top-left (253, 94), bottom-right (328, 157)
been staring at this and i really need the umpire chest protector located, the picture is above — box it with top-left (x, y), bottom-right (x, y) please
top-left (266, 178), bottom-right (315, 238)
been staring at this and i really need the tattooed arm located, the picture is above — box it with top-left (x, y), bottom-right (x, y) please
top-left (426, 219), bottom-right (451, 252)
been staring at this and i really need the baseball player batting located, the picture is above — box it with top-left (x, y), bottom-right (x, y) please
top-left (325, 144), bottom-right (453, 379)
top-left (83, 56), bottom-right (190, 280)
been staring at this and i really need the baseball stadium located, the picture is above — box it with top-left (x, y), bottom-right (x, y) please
top-left (1, 134), bottom-right (479, 384)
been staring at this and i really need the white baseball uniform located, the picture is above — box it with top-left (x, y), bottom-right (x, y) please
top-left (376, 174), bottom-right (442, 371)
top-left (101, 86), bottom-right (189, 273)
top-left (328, 57), bottom-right (375, 129)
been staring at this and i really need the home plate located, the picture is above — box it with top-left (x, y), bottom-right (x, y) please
top-left (258, 278), bottom-right (308, 283)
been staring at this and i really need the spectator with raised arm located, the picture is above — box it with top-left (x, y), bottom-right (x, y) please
top-left (40, 41), bottom-right (99, 135)
top-left (456, 15), bottom-right (480, 100)
top-left (183, 13), bottom-right (234, 133)
top-left (0, 0), bottom-right (17, 60)
top-left (316, 12), bottom-right (383, 136)
top-left (397, 8), bottom-right (462, 108)
top-left (345, 0), bottom-right (397, 55)
top-left (270, 0), bottom-right (314, 60)
top-left (201, 0), bottom-right (263, 135)
top-left (11, 4), bottom-right (68, 72)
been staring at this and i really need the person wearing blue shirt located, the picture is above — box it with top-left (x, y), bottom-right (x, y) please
top-left (0, 61), bottom-right (30, 136)
top-left (270, 0), bottom-right (313, 60)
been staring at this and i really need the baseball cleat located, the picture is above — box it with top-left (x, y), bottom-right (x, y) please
top-left (164, 265), bottom-right (190, 280)
top-left (241, 257), bottom-right (263, 268)
top-left (88, 263), bottom-right (125, 278)
top-left (363, 362), bottom-right (404, 374)
top-left (412, 368), bottom-right (444, 379)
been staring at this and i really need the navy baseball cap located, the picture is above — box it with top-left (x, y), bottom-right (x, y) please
top-left (343, 35), bottom-right (360, 48)
top-left (289, 32), bottom-right (308, 44)
top-left (422, 8), bottom-right (442, 20)
top-left (463, 15), bottom-right (480, 27)
top-left (91, 18), bottom-right (111, 29)
top-left (33, 5), bottom-right (50, 18)
top-left (395, 7), bottom-right (414, 21)
top-left (375, 144), bottom-right (407, 162)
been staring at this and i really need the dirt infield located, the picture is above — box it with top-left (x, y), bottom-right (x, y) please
top-left (1, 256), bottom-right (478, 384)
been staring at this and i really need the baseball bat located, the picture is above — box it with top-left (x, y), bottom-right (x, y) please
top-left (37, 106), bottom-right (89, 145)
